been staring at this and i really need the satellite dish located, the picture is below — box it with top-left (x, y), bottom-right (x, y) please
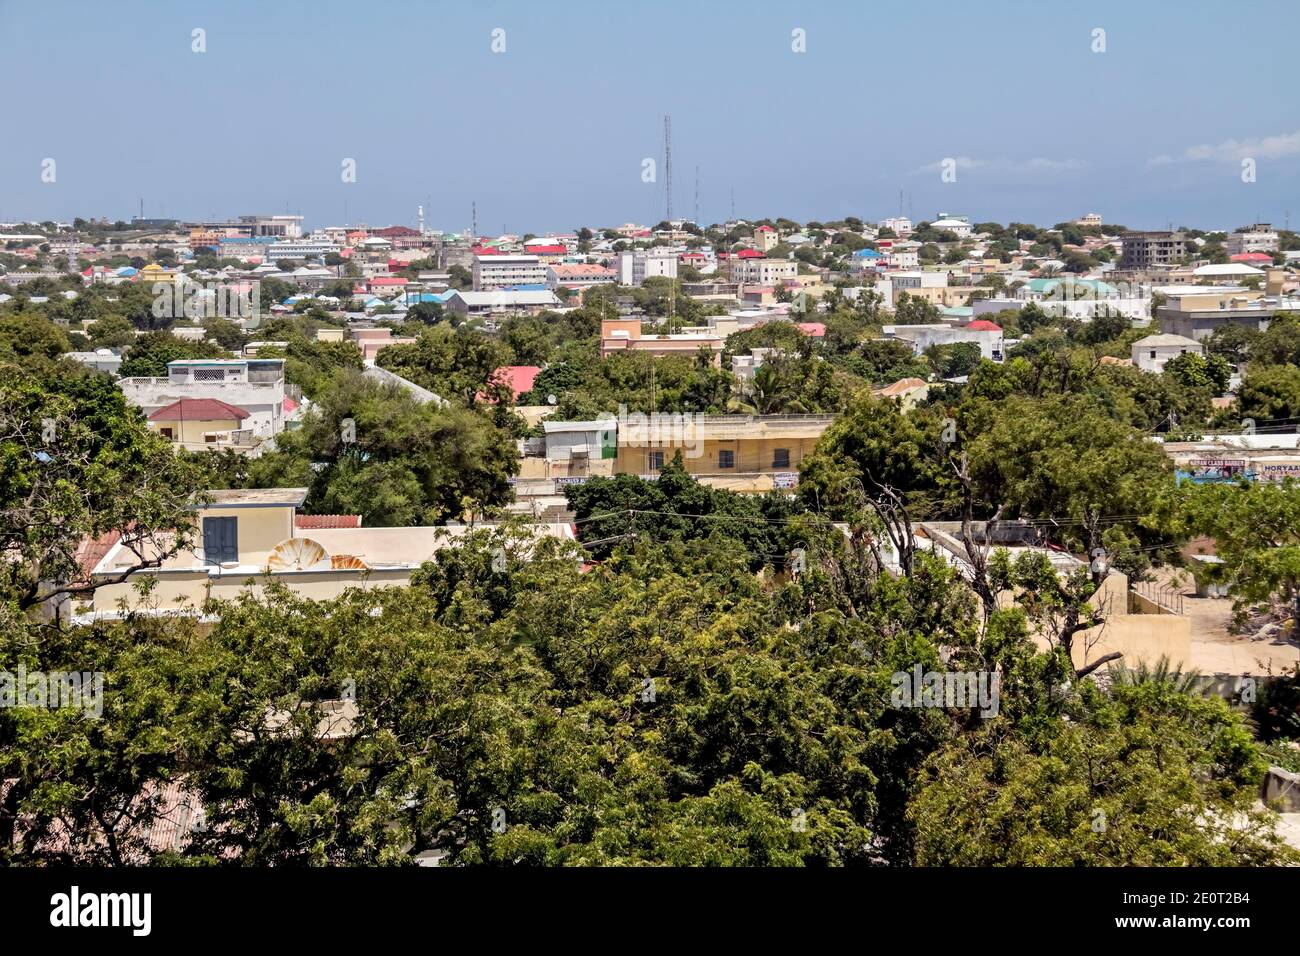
top-left (547, 394), bottom-right (557, 405)
top-left (330, 554), bottom-right (369, 570)
top-left (265, 537), bottom-right (330, 571)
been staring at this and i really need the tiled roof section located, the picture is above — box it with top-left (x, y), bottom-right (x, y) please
top-left (875, 377), bottom-right (928, 398)
top-left (75, 529), bottom-right (122, 579)
top-left (149, 398), bottom-right (250, 422)
top-left (295, 514), bottom-right (363, 529)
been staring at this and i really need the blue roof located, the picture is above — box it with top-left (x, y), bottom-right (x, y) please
top-left (853, 248), bottom-right (884, 258)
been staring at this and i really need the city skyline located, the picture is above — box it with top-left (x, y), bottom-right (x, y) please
top-left (1, 0), bottom-right (1297, 232)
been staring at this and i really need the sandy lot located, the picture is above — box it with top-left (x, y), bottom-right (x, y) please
top-left (1147, 566), bottom-right (1298, 676)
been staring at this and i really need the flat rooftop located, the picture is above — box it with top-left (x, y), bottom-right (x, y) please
top-left (202, 488), bottom-right (309, 508)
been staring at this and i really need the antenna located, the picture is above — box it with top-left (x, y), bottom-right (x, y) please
top-left (418, 204), bottom-right (425, 236)
top-left (730, 186), bottom-right (735, 222)
top-left (663, 114), bottom-right (673, 221)
top-left (472, 201), bottom-right (478, 242)
top-left (694, 165), bottom-right (699, 225)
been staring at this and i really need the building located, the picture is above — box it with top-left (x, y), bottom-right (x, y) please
top-left (472, 254), bottom-right (547, 291)
top-left (1119, 231), bottom-right (1187, 270)
top-left (878, 217), bottom-right (913, 237)
top-left (539, 417), bottom-right (619, 480)
top-left (148, 398), bottom-right (254, 450)
top-left (599, 318), bottom-right (724, 364)
top-left (545, 263), bottom-right (616, 291)
top-left (264, 238), bottom-right (339, 260)
top-left (1225, 224), bottom-right (1279, 256)
top-left (615, 414), bottom-right (835, 490)
top-left (84, 488), bottom-right (577, 616)
top-left (872, 377), bottom-right (930, 409)
top-left (615, 250), bottom-right (678, 286)
top-left (729, 257), bottom-right (797, 286)
top-left (63, 349), bottom-right (123, 376)
top-left (752, 225), bottom-right (779, 252)
top-left (1155, 285), bottom-right (1291, 340)
top-left (119, 358), bottom-right (288, 438)
top-left (1075, 213), bottom-right (1103, 228)
top-left (882, 321), bottom-right (1004, 361)
top-left (930, 214), bottom-right (973, 239)
top-left (1131, 333), bottom-right (1204, 373)
top-left (446, 289), bottom-right (561, 316)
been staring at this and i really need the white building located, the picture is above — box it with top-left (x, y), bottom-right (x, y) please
top-left (930, 214), bottom-right (973, 239)
top-left (472, 254), bottom-right (548, 291)
top-left (264, 239), bottom-right (339, 260)
top-left (883, 321), bottom-right (1004, 362)
top-left (446, 289), bottom-right (561, 315)
top-left (730, 258), bottom-right (797, 286)
top-left (1131, 333), bottom-right (1203, 373)
top-left (1225, 224), bottom-right (1279, 256)
top-left (615, 250), bottom-right (678, 286)
top-left (118, 358), bottom-right (288, 438)
top-left (878, 217), bottom-right (913, 236)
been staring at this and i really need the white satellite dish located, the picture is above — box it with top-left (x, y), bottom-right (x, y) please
top-left (265, 537), bottom-right (330, 571)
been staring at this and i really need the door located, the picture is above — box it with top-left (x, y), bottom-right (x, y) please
top-left (202, 516), bottom-right (239, 566)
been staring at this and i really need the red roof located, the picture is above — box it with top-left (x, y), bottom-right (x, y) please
top-left (755, 225), bottom-right (775, 233)
top-left (796, 322), bottom-right (826, 337)
top-left (490, 365), bottom-right (542, 400)
top-left (965, 320), bottom-right (1002, 332)
top-left (1230, 253), bottom-right (1272, 262)
top-left (148, 398), bottom-right (250, 422)
top-left (296, 514), bottom-right (362, 529)
top-left (524, 244), bottom-right (566, 255)
top-left (369, 277), bottom-right (406, 286)
top-left (472, 245), bottom-right (503, 255)
top-left (735, 248), bottom-right (765, 258)
top-left (75, 529), bottom-right (122, 579)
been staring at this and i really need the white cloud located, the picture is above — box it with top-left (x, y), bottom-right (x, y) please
top-left (1148, 130), bottom-right (1300, 166)
top-left (911, 156), bottom-right (1085, 175)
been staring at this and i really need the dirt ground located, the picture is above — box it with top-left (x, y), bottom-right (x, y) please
top-left (1147, 566), bottom-right (1299, 676)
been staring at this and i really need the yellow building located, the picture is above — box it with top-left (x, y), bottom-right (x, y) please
top-left (148, 398), bottom-right (252, 448)
top-left (137, 262), bottom-right (183, 285)
top-left (614, 413), bottom-right (835, 488)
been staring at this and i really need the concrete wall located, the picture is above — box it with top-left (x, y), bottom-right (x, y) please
top-left (1072, 613), bottom-right (1193, 673)
top-left (91, 567), bottom-right (414, 614)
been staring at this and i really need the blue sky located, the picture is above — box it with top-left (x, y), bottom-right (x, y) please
top-left (1, 0), bottom-right (1295, 233)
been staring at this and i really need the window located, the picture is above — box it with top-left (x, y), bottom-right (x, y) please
top-left (719, 449), bottom-right (735, 469)
top-left (159, 427), bottom-right (174, 440)
top-left (194, 368), bottom-right (226, 381)
top-left (1150, 350), bottom-right (1157, 359)
top-left (202, 516), bottom-right (239, 566)
top-left (772, 448), bottom-right (791, 469)
top-left (648, 451), bottom-right (665, 471)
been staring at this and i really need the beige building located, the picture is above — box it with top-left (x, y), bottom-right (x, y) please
top-left (599, 318), bottom-right (724, 364)
top-left (85, 488), bottom-right (576, 617)
top-left (614, 414), bottom-right (834, 486)
top-left (148, 398), bottom-right (254, 450)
